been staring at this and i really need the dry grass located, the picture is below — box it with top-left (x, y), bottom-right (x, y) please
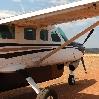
top-left (0, 54), bottom-right (99, 99)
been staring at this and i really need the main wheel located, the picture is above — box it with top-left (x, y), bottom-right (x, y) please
top-left (68, 75), bottom-right (75, 85)
top-left (36, 88), bottom-right (58, 99)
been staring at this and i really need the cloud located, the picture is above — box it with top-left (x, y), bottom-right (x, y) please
top-left (12, 0), bottom-right (22, 2)
top-left (50, 0), bottom-right (67, 5)
top-left (28, 0), bottom-right (34, 3)
top-left (28, 0), bottom-right (81, 6)
top-left (50, 0), bottom-right (82, 5)
top-left (0, 10), bottom-right (16, 19)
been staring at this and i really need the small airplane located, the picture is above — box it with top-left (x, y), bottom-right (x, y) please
top-left (0, 0), bottom-right (99, 99)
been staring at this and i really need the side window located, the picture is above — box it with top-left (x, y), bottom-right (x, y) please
top-left (24, 28), bottom-right (36, 40)
top-left (40, 29), bottom-right (48, 41)
top-left (51, 31), bottom-right (61, 42)
top-left (0, 24), bottom-right (15, 39)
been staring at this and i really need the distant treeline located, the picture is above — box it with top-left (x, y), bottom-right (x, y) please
top-left (85, 48), bottom-right (99, 54)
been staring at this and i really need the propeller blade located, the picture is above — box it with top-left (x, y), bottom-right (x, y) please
top-left (83, 29), bottom-right (94, 45)
top-left (81, 57), bottom-right (87, 74)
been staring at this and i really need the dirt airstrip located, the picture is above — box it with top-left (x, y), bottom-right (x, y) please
top-left (0, 54), bottom-right (99, 99)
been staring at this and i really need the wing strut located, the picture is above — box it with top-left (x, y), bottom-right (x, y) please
top-left (37, 21), bottom-right (99, 64)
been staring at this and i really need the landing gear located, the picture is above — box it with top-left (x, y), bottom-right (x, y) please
top-left (26, 77), bottom-right (57, 99)
top-left (68, 74), bottom-right (75, 85)
top-left (36, 88), bottom-right (58, 99)
top-left (68, 64), bottom-right (76, 85)
top-left (26, 77), bottom-right (40, 94)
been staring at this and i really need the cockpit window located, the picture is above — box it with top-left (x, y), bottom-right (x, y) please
top-left (57, 27), bottom-right (68, 42)
top-left (24, 28), bottom-right (36, 40)
top-left (40, 29), bottom-right (48, 41)
top-left (51, 31), bottom-right (61, 42)
top-left (0, 24), bottom-right (15, 39)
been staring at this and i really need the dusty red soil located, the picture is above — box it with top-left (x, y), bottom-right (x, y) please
top-left (0, 54), bottom-right (99, 99)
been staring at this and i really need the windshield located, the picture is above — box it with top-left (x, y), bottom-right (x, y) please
top-left (57, 27), bottom-right (68, 41)
top-left (51, 31), bottom-right (61, 42)
top-left (51, 27), bottom-right (68, 42)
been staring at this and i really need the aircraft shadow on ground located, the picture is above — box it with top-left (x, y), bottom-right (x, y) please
top-left (50, 79), bottom-right (99, 99)
top-left (0, 79), bottom-right (98, 99)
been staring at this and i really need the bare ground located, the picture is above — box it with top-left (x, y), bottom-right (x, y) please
top-left (0, 54), bottom-right (99, 99)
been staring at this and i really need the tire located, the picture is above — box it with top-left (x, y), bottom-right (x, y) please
top-left (68, 75), bottom-right (75, 85)
top-left (36, 88), bottom-right (58, 99)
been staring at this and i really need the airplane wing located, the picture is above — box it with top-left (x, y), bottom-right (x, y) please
top-left (0, 0), bottom-right (99, 27)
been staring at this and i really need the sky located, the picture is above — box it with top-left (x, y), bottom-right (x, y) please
top-left (0, 0), bottom-right (99, 48)
top-left (0, 0), bottom-right (81, 14)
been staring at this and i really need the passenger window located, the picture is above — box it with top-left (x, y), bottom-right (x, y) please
top-left (51, 31), bottom-right (61, 42)
top-left (0, 24), bottom-right (15, 39)
top-left (40, 29), bottom-right (48, 41)
top-left (24, 28), bottom-right (36, 40)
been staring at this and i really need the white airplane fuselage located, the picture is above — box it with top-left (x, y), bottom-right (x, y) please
top-left (0, 25), bottom-right (84, 73)
top-left (0, 45), bottom-right (83, 73)
top-left (0, 0), bottom-right (98, 94)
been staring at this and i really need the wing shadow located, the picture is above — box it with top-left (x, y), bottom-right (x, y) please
top-left (0, 79), bottom-right (98, 99)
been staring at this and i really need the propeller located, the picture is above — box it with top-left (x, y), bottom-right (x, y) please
top-left (81, 57), bottom-right (87, 74)
top-left (82, 29), bottom-right (94, 45)
top-left (81, 29), bottom-right (94, 73)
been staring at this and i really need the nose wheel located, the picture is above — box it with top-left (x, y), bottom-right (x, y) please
top-left (68, 74), bottom-right (75, 85)
top-left (68, 64), bottom-right (76, 85)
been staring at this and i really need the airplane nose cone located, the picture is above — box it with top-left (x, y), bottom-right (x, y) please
top-left (71, 42), bottom-right (85, 53)
top-left (78, 44), bottom-right (85, 53)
